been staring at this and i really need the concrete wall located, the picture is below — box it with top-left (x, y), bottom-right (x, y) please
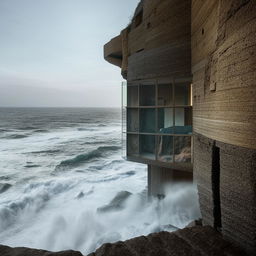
top-left (194, 133), bottom-right (256, 253)
top-left (192, 0), bottom-right (256, 150)
top-left (127, 0), bottom-right (191, 81)
top-left (192, 0), bottom-right (256, 253)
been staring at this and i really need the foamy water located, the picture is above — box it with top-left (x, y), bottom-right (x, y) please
top-left (0, 108), bottom-right (200, 255)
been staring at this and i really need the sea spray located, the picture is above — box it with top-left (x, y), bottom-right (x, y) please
top-left (0, 108), bottom-right (201, 255)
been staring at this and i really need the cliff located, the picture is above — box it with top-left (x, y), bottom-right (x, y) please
top-left (0, 226), bottom-right (246, 256)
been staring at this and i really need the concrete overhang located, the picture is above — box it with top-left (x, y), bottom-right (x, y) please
top-left (104, 35), bottom-right (122, 68)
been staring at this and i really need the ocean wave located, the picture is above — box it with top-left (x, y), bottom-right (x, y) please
top-left (24, 164), bottom-right (41, 168)
top-left (0, 128), bottom-right (10, 133)
top-left (32, 129), bottom-right (49, 133)
top-left (77, 128), bottom-right (95, 131)
top-left (18, 126), bottom-right (38, 130)
top-left (0, 192), bottom-right (50, 231)
top-left (30, 149), bottom-right (61, 155)
top-left (55, 146), bottom-right (120, 170)
top-left (0, 181), bottom-right (73, 231)
top-left (5, 134), bottom-right (29, 139)
top-left (0, 183), bottom-right (12, 194)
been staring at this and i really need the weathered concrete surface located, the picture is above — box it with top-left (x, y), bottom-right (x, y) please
top-left (148, 165), bottom-right (193, 197)
top-left (217, 141), bottom-right (256, 254)
top-left (88, 226), bottom-right (245, 256)
top-left (194, 133), bottom-right (256, 254)
top-left (192, 0), bottom-right (256, 149)
top-left (104, 0), bottom-right (191, 80)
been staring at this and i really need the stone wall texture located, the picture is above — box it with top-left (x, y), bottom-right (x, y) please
top-left (192, 0), bottom-right (256, 253)
top-left (192, 0), bottom-right (256, 150)
top-left (194, 133), bottom-right (256, 254)
top-left (127, 0), bottom-right (191, 81)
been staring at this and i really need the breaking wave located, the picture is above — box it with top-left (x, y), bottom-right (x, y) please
top-left (0, 180), bottom-right (73, 232)
top-left (55, 146), bottom-right (120, 170)
top-left (5, 134), bottom-right (29, 139)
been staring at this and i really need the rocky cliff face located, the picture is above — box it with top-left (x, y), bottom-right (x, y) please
top-left (0, 226), bottom-right (247, 256)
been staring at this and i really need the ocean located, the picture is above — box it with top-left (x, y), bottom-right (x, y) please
top-left (0, 108), bottom-right (200, 254)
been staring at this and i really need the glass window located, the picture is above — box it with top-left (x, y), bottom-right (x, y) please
top-left (127, 134), bottom-right (139, 156)
top-left (122, 132), bottom-right (127, 158)
top-left (174, 107), bottom-right (192, 134)
top-left (157, 135), bottom-right (174, 163)
top-left (122, 81), bottom-right (127, 107)
top-left (158, 108), bottom-right (174, 133)
top-left (158, 84), bottom-right (173, 106)
top-left (174, 136), bottom-right (191, 163)
top-left (124, 78), bottom-right (192, 166)
top-left (127, 86), bottom-right (139, 107)
top-left (175, 83), bottom-right (191, 106)
top-left (140, 108), bottom-right (156, 133)
top-left (140, 135), bottom-right (155, 160)
top-left (127, 108), bottom-right (139, 132)
top-left (140, 84), bottom-right (155, 106)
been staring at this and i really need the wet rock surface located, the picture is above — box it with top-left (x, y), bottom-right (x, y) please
top-left (0, 226), bottom-right (247, 256)
top-left (88, 226), bottom-right (246, 256)
top-left (97, 191), bottom-right (132, 213)
top-left (0, 245), bottom-right (83, 256)
top-left (0, 183), bottom-right (12, 193)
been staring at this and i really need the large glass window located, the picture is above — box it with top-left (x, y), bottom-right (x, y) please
top-left (127, 108), bottom-right (139, 132)
top-left (158, 84), bottom-right (173, 106)
top-left (174, 107), bottom-right (192, 134)
top-left (124, 79), bottom-right (193, 166)
top-left (157, 135), bottom-right (173, 163)
top-left (127, 85), bottom-right (139, 107)
top-left (140, 135), bottom-right (155, 160)
top-left (140, 108), bottom-right (156, 133)
top-left (127, 134), bottom-right (139, 156)
top-left (140, 84), bottom-right (155, 106)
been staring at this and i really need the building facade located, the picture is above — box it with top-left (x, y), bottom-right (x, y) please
top-left (104, 0), bottom-right (256, 254)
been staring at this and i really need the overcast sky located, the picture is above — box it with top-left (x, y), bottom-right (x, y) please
top-left (0, 0), bottom-right (139, 107)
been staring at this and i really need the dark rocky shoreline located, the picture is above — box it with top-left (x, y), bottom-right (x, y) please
top-left (0, 226), bottom-right (247, 256)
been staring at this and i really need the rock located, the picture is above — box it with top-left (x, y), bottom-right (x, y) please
top-left (76, 192), bottom-right (85, 199)
top-left (0, 245), bottom-right (83, 256)
top-left (0, 183), bottom-right (12, 193)
top-left (0, 226), bottom-right (247, 256)
top-left (185, 218), bottom-right (203, 228)
top-left (88, 226), bottom-right (247, 256)
top-left (97, 191), bottom-right (132, 213)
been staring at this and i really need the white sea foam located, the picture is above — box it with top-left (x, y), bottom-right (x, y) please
top-left (0, 108), bottom-right (201, 255)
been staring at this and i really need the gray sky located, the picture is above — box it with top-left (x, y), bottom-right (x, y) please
top-left (0, 0), bottom-right (139, 107)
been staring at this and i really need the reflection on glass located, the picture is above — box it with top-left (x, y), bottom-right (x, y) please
top-left (158, 108), bottom-right (174, 133)
top-left (127, 134), bottom-right (139, 156)
top-left (140, 108), bottom-right (156, 133)
top-left (157, 135), bottom-right (173, 163)
top-left (174, 136), bottom-right (191, 163)
top-left (127, 108), bottom-right (139, 132)
top-left (158, 84), bottom-right (173, 106)
top-left (122, 107), bottom-right (127, 133)
top-left (140, 84), bottom-right (155, 106)
top-left (122, 81), bottom-right (127, 107)
top-left (175, 83), bottom-right (191, 106)
top-left (127, 86), bottom-right (139, 106)
top-left (122, 132), bottom-right (127, 158)
top-left (174, 107), bottom-right (192, 134)
top-left (140, 135), bottom-right (155, 160)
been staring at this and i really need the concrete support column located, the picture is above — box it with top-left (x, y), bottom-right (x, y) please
top-left (147, 165), bottom-right (193, 197)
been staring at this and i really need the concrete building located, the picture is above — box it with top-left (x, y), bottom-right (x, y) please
top-left (104, 0), bottom-right (256, 254)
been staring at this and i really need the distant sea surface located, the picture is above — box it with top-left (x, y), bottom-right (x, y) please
top-left (0, 108), bottom-right (200, 254)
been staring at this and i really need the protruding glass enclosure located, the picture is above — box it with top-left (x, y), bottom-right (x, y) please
top-left (122, 79), bottom-right (192, 169)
